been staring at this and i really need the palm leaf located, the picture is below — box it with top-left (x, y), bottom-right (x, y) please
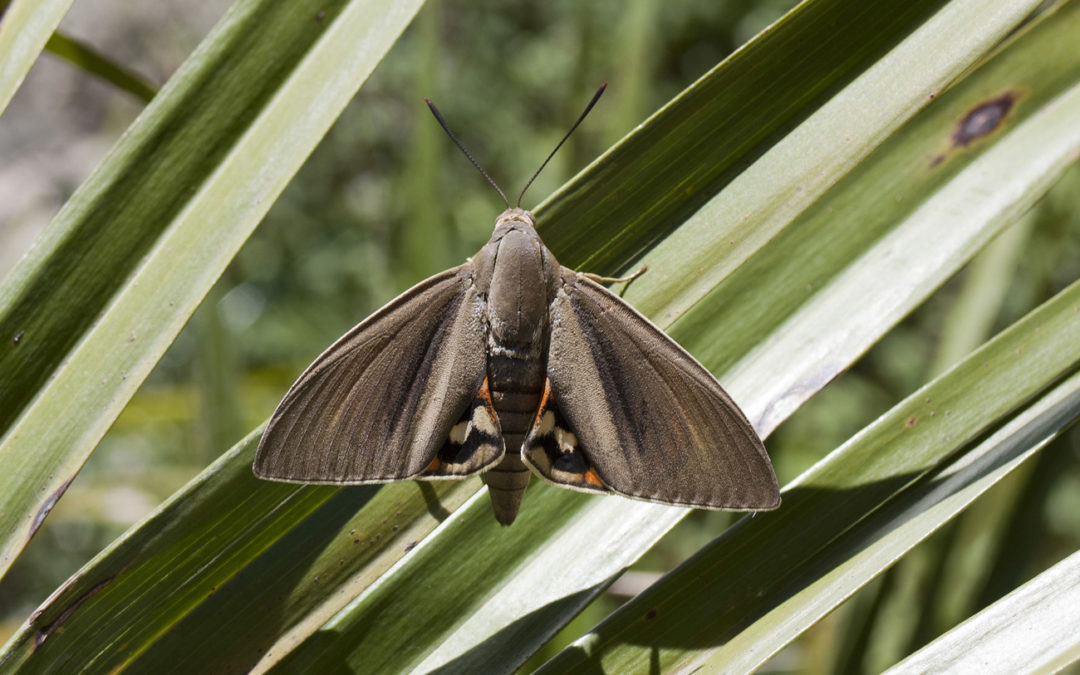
top-left (0, 0), bottom-right (76, 116)
top-left (886, 550), bottom-right (1080, 673)
top-left (539, 277), bottom-right (1080, 673)
top-left (1, 0), bottom-right (1076, 672)
top-left (0, 0), bottom-right (425, 580)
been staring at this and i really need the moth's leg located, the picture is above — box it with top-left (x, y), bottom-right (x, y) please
top-left (582, 265), bottom-right (648, 285)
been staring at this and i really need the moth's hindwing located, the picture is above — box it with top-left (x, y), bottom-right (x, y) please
top-left (421, 375), bottom-right (505, 478)
top-left (522, 378), bottom-right (609, 494)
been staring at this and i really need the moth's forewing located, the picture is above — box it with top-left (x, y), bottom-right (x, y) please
top-left (536, 271), bottom-right (781, 510)
top-left (253, 265), bottom-right (490, 484)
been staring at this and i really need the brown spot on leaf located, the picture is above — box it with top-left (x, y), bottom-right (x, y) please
top-left (34, 575), bottom-right (117, 649)
top-left (645, 609), bottom-right (658, 621)
top-left (904, 417), bottom-right (917, 429)
top-left (953, 94), bottom-right (1014, 148)
top-left (30, 476), bottom-right (76, 539)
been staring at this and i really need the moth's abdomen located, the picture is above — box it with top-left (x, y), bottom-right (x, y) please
top-left (483, 353), bottom-right (544, 526)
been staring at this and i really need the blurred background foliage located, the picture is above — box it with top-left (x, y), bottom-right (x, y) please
top-left (1, 0), bottom-right (1078, 671)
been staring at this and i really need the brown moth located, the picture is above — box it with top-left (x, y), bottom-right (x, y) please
top-left (253, 85), bottom-right (780, 525)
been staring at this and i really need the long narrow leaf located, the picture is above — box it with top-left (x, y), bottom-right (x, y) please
top-left (0, 0), bottom-right (984, 669)
top-left (0, 0), bottom-right (1062, 671)
top-left (536, 37), bottom-right (1080, 667)
top-left (0, 0), bottom-right (75, 116)
top-left (621, 0), bottom-right (1043, 324)
top-left (45, 30), bottom-right (157, 102)
top-left (671, 0), bottom-right (1080, 405)
top-left (269, 2), bottom-right (1069, 671)
top-left (0, 428), bottom-right (477, 672)
top-left (540, 276), bottom-right (1080, 673)
top-left (0, 0), bottom-right (424, 579)
top-left (886, 550), bottom-right (1080, 673)
top-left (537, 0), bottom-right (960, 274)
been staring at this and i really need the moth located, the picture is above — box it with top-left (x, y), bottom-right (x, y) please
top-left (253, 84), bottom-right (780, 525)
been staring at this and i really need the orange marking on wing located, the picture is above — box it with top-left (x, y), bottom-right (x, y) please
top-left (582, 468), bottom-right (604, 488)
top-left (535, 377), bottom-right (553, 425)
top-left (425, 457), bottom-right (443, 473)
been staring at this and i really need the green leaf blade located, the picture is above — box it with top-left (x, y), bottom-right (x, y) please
top-left (262, 2), bottom-right (1070, 671)
top-left (672, 0), bottom-right (1080, 417)
top-left (623, 0), bottom-right (1044, 325)
top-left (0, 0), bottom-right (424, 579)
top-left (2, 0), bottom-right (1075, 672)
top-left (44, 30), bottom-right (158, 102)
top-left (540, 278), bottom-right (1080, 675)
top-left (536, 0), bottom-right (1039, 290)
top-left (0, 0), bottom-right (76, 116)
top-left (0, 429), bottom-right (477, 672)
top-left (885, 550), bottom-right (1080, 673)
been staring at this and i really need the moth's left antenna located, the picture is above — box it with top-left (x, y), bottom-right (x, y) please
top-left (425, 98), bottom-right (510, 209)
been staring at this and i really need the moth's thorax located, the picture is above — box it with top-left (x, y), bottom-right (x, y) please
top-left (488, 229), bottom-right (547, 346)
top-left (480, 209), bottom-right (559, 349)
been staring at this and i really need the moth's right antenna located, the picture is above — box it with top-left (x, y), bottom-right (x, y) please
top-left (425, 98), bottom-right (510, 209)
top-left (517, 82), bottom-right (607, 208)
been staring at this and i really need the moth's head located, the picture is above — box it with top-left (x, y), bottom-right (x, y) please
top-left (495, 208), bottom-right (536, 230)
